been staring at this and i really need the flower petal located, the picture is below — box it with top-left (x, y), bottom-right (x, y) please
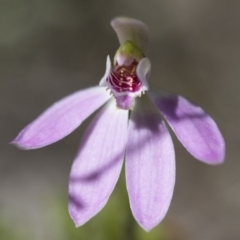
top-left (12, 86), bottom-right (111, 149)
top-left (148, 90), bottom-right (225, 164)
top-left (111, 17), bottom-right (150, 55)
top-left (99, 55), bottom-right (111, 87)
top-left (136, 57), bottom-right (151, 91)
top-left (68, 100), bottom-right (128, 227)
top-left (126, 96), bottom-right (175, 231)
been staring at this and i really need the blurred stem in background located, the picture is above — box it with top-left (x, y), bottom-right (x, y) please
top-left (0, 219), bottom-right (26, 240)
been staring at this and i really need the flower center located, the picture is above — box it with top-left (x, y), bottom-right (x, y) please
top-left (107, 61), bottom-right (142, 94)
top-left (99, 41), bottom-right (150, 110)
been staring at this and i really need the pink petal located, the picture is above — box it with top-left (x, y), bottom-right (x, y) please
top-left (111, 17), bottom-right (150, 55)
top-left (126, 96), bottom-right (175, 231)
top-left (12, 86), bottom-right (110, 149)
top-left (69, 100), bottom-right (128, 227)
top-left (148, 90), bottom-right (225, 164)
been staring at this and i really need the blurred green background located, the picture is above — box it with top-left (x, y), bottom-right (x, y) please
top-left (1, 0), bottom-right (240, 239)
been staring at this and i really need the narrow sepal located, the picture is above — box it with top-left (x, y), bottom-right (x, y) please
top-left (126, 96), bottom-right (175, 231)
top-left (69, 100), bottom-right (128, 226)
top-left (12, 86), bottom-right (110, 149)
top-left (148, 89), bottom-right (225, 164)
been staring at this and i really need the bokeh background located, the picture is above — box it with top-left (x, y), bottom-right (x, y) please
top-left (1, 0), bottom-right (240, 239)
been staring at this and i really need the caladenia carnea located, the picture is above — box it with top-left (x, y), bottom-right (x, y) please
top-left (12, 16), bottom-right (225, 231)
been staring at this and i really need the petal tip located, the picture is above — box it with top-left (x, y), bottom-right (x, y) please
top-left (194, 134), bottom-right (226, 165)
top-left (136, 216), bottom-right (166, 232)
top-left (10, 135), bottom-right (44, 150)
top-left (10, 138), bottom-right (29, 150)
top-left (133, 210), bottom-right (169, 232)
top-left (68, 209), bottom-right (81, 228)
top-left (201, 149), bottom-right (226, 165)
top-left (110, 16), bottom-right (148, 29)
top-left (110, 16), bottom-right (128, 27)
top-left (140, 223), bottom-right (157, 232)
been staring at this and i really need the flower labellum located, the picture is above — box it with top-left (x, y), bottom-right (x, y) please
top-left (12, 16), bottom-right (225, 231)
top-left (99, 40), bottom-right (150, 110)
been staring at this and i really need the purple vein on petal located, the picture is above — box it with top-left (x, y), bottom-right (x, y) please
top-left (126, 96), bottom-right (175, 231)
top-left (68, 99), bottom-right (128, 227)
top-left (148, 89), bottom-right (225, 164)
top-left (12, 86), bottom-right (111, 149)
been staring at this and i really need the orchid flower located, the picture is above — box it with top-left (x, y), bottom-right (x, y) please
top-left (12, 17), bottom-right (225, 231)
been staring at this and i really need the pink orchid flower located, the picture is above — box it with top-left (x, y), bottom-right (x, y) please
top-left (12, 17), bottom-right (225, 231)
